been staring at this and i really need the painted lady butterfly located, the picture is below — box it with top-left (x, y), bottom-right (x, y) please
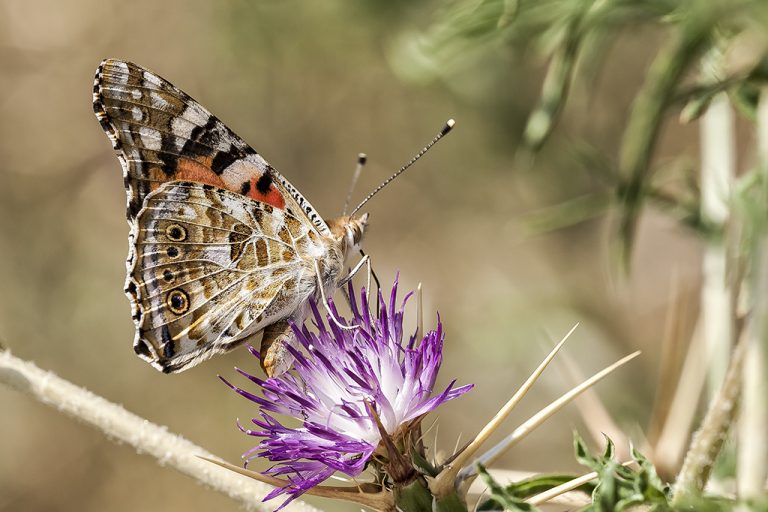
top-left (93, 59), bottom-right (452, 376)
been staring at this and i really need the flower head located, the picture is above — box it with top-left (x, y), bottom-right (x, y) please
top-left (221, 278), bottom-right (472, 507)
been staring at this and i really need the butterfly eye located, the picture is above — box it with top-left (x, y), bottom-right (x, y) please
top-left (165, 224), bottom-right (187, 242)
top-left (162, 269), bottom-right (175, 283)
top-left (166, 289), bottom-right (190, 315)
top-left (166, 246), bottom-right (180, 258)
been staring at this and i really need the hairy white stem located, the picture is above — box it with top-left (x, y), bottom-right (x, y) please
top-left (0, 350), bottom-right (322, 512)
top-left (672, 329), bottom-right (746, 503)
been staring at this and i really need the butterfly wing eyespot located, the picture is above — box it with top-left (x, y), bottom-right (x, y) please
top-left (165, 223), bottom-right (187, 242)
top-left (166, 289), bottom-right (190, 315)
top-left (162, 269), bottom-right (176, 283)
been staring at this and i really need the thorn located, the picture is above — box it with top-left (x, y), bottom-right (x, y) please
top-left (429, 324), bottom-right (578, 497)
top-left (459, 350), bottom-right (641, 483)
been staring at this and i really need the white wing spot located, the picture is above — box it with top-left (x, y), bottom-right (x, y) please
top-left (184, 104), bottom-right (210, 126)
top-left (139, 126), bottom-right (162, 151)
top-left (131, 88), bottom-right (142, 100)
top-left (143, 71), bottom-right (163, 87)
top-left (114, 62), bottom-right (129, 83)
top-left (132, 106), bottom-right (143, 121)
top-left (171, 117), bottom-right (195, 150)
top-left (150, 92), bottom-right (170, 110)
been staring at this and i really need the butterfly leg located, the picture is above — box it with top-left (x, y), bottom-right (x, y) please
top-left (359, 249), bottom-right (383, 315)
top-left (338, 254), bottom-right (370, 286)
top-left (339, 253), bottom-right (374, 311)
top-left (260, 320), bottom-right (296, 377)
top-left (314, 260), bottom-right (360, 331)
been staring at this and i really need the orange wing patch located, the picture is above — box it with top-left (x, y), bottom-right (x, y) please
top-left (176, 156), bottom-right (227, 188)
top-left (245, 175), bottom-right (286, 210)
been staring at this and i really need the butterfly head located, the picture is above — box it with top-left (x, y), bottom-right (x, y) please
top-left (328, 213), bottom-right (369, 259)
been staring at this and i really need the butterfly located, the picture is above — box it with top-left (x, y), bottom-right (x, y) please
top-left (93, 59), bottom-right (453, 376)
top-left (93, 58), bottom-right (376, 376)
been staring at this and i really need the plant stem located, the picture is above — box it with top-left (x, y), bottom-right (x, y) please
top-left (737, 86), bottom-right (768, 501)
top-left (700, 90), bottom-right (735, 398)
top-left (671, 328), bottom-right (747, 504)
top-left (738, 238), bottom-right (768, 500)
top-left (0, 350), bottom-right (321, 512)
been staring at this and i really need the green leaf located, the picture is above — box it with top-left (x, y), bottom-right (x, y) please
top-left (601, 434), bottom-right (615, 461)
top-left (730, 81), bottom-right (760, 121)
top-left (393, 477), bottom-right (436, 512)
top-left (573, 431), bottom-right (602, 472)
top-left (593, 460), bottom-right (619, 511)
top-left (410, 447), bottom-right (439, 477)
top-left (573, 432), bottom-right (675, 511)
top-left (505, 473), bottom-right (591, 498)
top-left (631, 445), bottom-right (671, 502)
top-left (671, 493), bottom-right (737, 511)
top-left (476, 464), bottom-right (542, 511)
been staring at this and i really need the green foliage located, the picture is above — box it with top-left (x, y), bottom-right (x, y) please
top-left (734, 167), bottom-right (768, 263)
top-left (411, 446), bottom-right (440, 477)
top-left (475, 433), bottom-right (743, 511)
top-left (573, 433), bottom-right (672, 511)
top-left (476, 464), bottom-right (542, 511)
top-left (394, 0), bottom-right (768, 264)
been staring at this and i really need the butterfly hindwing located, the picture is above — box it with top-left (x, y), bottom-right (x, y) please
top-left (132, 181), bottom-right (319, 373)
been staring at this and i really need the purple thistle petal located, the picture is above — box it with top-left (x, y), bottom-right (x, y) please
top-left (246, 344), bottom-right (262, 359)
top-left (223, 277), bottom-right (472, 507)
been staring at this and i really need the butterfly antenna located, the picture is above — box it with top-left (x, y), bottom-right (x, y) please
top-left (342, 153), bottom-right (367, 216)
top-left (349, 119), bottom-right (455, 216)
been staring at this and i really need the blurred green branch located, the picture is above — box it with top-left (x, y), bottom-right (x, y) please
top-left (393, 1), bottom-right (768, 506)
top-left (616, 5), bottom-right (717, 268)
top-left (394, 0), bottom-right (768, 260)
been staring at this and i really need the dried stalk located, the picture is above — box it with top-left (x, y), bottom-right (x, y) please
top-left (671, 329), bottom-right (747, 503)
top-left (0, 350), bottom-right (322, 512)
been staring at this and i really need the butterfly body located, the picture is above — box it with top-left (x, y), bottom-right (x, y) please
top-left (93, 59), bottom-right (368, 374)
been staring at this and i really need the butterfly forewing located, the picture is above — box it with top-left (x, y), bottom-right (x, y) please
top-left (95, 60), bottom-right (252, 216)
top-left (93, 59), bottom-right (342, 373)
top-left (93, 59), bottom-right (330, 234)
top-left (133, 182), bottom-right (320, 372)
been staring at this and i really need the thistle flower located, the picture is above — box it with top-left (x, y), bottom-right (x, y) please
top-left (221, 279), bottom-right (473, 508)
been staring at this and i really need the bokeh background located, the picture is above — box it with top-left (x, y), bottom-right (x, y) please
top-left (0, 1), bottom-right (748, 510)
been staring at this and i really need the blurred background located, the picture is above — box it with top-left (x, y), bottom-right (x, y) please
top-left (1, 1), bottom-right (764, 510)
